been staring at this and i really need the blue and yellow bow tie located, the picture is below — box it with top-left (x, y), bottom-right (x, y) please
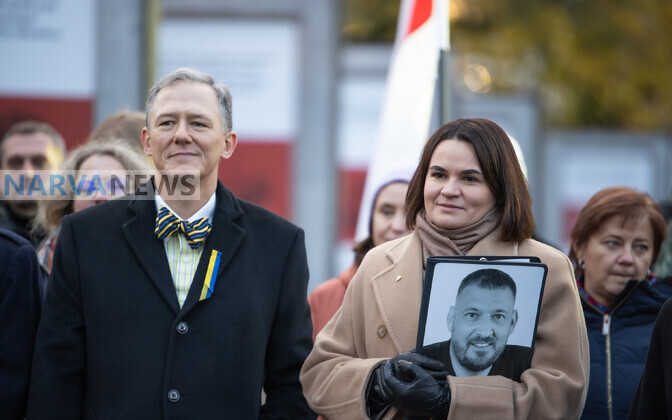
top-left (155, 206), bottom-right (212, 250)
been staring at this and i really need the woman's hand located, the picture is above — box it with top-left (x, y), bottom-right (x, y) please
top-left (371, 351), bottom-right (451, 418)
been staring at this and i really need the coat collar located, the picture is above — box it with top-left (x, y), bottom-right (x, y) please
top-left (123, 181), bottom-right (245, 314)
top-left (371, 233), bottom-right (425, 353)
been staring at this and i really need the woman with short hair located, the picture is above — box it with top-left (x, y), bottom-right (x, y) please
top-left (569, 186), bottom-right (670, 420)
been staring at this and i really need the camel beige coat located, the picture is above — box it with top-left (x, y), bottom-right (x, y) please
top-left (300, 229), bottom-right (589, 420)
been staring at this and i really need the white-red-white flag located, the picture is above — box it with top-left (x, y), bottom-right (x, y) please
top-left (355, 0), bottom-right (447, 240)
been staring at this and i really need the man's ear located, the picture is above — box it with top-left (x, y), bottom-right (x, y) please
top-left (509, 309), bottom-right (519, 335)
top-left (447, 306), bottom-right (456, 334)
top-left (220, 131), bottom-right (237, 160)
top-left (140, 127), bottom-right (152, 156)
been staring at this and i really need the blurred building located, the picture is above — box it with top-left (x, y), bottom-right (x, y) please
top-left (0, 0), bottom-right (340, 292)
top-left (2, 1), bottom-right (670, 290)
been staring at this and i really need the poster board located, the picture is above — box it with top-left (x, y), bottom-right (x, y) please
top-left (416, 256), bottom-right (547, 381)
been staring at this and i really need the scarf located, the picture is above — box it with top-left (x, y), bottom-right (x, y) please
top-left (414, 207), bottom-right (501, 265)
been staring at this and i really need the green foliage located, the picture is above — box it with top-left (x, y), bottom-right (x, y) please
top-left (343, 0), bottom-right (672, 130)
top-left (342, 0), bottom-right (401, 42)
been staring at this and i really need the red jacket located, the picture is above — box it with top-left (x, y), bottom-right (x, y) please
top-left (308, 264), bottom-right (358, 341)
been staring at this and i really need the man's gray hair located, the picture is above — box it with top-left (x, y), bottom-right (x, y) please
top-left (145, 67), bottom-right (233, 133)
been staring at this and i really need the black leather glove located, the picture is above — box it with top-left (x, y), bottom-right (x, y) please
top-left (370, 351), bottom-right (451, 419)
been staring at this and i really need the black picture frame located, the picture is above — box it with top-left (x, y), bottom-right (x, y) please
top-left (416, 256), bottom-right (547, 381)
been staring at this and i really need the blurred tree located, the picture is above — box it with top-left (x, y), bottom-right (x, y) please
top-left (341, 0), bottom-right (400, 42)
top-left (343, 0), bottom-right (672, 130)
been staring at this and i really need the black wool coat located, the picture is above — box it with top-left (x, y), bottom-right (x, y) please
top-left (628, 292), bottom-right (672, 420)
top-left (27, 182), bottom-right (315, 419)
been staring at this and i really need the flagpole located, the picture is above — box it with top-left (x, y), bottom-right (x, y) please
top-left (354, 0), bottom-right (445, 241)
top-left (438, 0), bottom-right (451, 124)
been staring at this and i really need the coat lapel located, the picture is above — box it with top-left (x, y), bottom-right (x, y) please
top-left (371, 233), bottom-right (426, 353)
top-left (123, 190), bottom-right (181, 314)
top-left (180, 183), bottom-right (245, 313)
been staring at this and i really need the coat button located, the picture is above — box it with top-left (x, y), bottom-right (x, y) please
top-left (376, 324), bottom-right (387, 338)
top-left (176, 321), bottom-right (188, 334)
top-left (168, 389), bottom-right (180, 402)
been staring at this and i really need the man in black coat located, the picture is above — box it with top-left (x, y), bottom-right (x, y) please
top-left (0, 228), bottom-right (42, 419)
top-left (27, 68), bottom-right (315, 419)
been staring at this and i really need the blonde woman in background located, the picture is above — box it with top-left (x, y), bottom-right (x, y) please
top-left (34, 139), bottom-right (151, 279)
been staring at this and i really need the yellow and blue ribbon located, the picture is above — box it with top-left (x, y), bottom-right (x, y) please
top-left (199, 250), bottom-right (221, 301)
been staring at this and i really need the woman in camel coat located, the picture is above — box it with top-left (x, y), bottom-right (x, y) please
top-left (300, 118), bottom-right (589, 420)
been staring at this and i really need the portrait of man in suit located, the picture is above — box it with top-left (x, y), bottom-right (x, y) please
top-left (27, 68), bottom-right (315, 419)
top-left (422, 268), bottom-right (531, 382)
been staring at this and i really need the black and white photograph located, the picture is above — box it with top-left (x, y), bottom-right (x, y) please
top-left (417, 257), bottom-right (547, 382)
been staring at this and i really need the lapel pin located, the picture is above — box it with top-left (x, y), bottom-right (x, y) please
top-left (199, 250), bottom-right (222, 301)
top-left (395, 274), bottom-right (402, 282)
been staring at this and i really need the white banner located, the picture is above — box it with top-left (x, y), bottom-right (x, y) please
top-left (355, 0), bottom-right (446, 240)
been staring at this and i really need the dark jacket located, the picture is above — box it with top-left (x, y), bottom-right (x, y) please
top-left (0, 201), bottom-right (44, 248)
top-left (580, 277), bottom-right (672, 420)
top-left (628, 290), bottom-right (672, 420)
top-left (0, 228), bottom-right (43, 419)
top-left (422, 340), bottom-right (532, 382)
top-left (26, 182), bottom-right (315, 419)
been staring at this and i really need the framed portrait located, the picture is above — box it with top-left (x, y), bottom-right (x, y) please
top-left (416, 256), bottom-right (547, 382)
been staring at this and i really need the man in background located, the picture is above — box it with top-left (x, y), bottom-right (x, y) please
top-left (0, 120), bottom-right (65, 247)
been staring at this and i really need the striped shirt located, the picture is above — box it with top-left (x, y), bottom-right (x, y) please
top-left (155, 193), bottom-right (216, 307)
